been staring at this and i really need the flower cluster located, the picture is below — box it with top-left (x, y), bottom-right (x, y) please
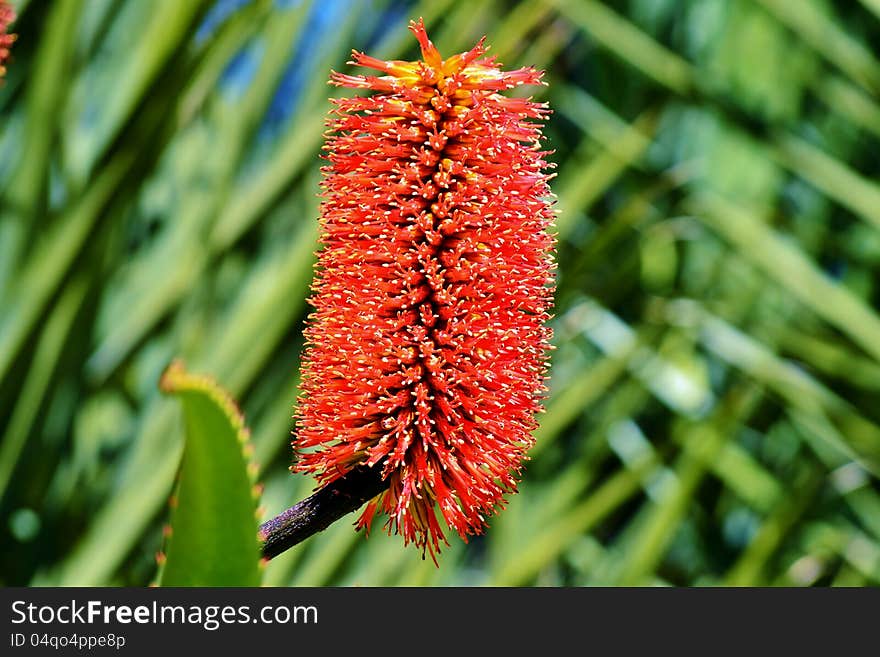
top-left (294, 19), bottom-right (555, 560)
top-left (0, 2), bottom-right (15, 81)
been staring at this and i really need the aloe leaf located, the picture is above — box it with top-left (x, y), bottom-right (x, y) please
top-left (158, 361), bottom-right (261, 587)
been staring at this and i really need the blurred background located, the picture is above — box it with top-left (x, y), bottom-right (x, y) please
top-left (2, 0), bottom-right (880, 587)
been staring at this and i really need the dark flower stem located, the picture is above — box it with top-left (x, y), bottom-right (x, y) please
top-left (259, 465), bottom-right (389, 560)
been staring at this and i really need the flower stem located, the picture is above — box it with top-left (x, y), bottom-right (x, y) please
top-left (259, 465), bottom-right (389, 560)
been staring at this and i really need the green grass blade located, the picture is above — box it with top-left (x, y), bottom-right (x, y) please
top-left (66, 0), bottom-right (210, 181)
top-left (0, 152), bottom-right (133, 385)
top-left (0, 280), bottom-right (87, 505)
top-left (492, 454), bottom-right (659, 586)
top-left (755, 0), bottom-right (880, 93)
top-left (0, 0), bottom-right (83, 288)
top-left (688, 192), bottom-right (880, 365)
top-left (549, 0), bottom-right (692, 94)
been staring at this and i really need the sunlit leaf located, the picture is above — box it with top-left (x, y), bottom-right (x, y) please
top-left (158, 361), bottom-right (261, 587)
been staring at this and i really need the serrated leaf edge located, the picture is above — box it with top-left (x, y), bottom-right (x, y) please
top-left (153, 359), bottom-right (267, 585)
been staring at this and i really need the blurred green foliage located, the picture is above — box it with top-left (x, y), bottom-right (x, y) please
top-left (2, 0), bottom-right (880, 586)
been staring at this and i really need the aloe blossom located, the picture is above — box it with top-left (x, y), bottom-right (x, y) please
top-left (0, 2), bottom-right (14, 81)
top-left (294, 18), bottom-right (555, 560)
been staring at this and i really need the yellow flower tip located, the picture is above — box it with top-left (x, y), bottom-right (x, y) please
top-left (408, 17), bottom-right (442, 69)
top-left (350, 49), bottom-right (415, 78)
top-left (342, 17), bottom-right (544, 105)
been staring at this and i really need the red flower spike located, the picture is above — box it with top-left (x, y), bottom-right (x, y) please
top-left (0, 2), bottom-right (15, 81)
top-left (294, 18), bottom-right (556, 562)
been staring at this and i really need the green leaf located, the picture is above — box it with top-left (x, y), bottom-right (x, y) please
top-left (158, 360), bottom-right (262, 587)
